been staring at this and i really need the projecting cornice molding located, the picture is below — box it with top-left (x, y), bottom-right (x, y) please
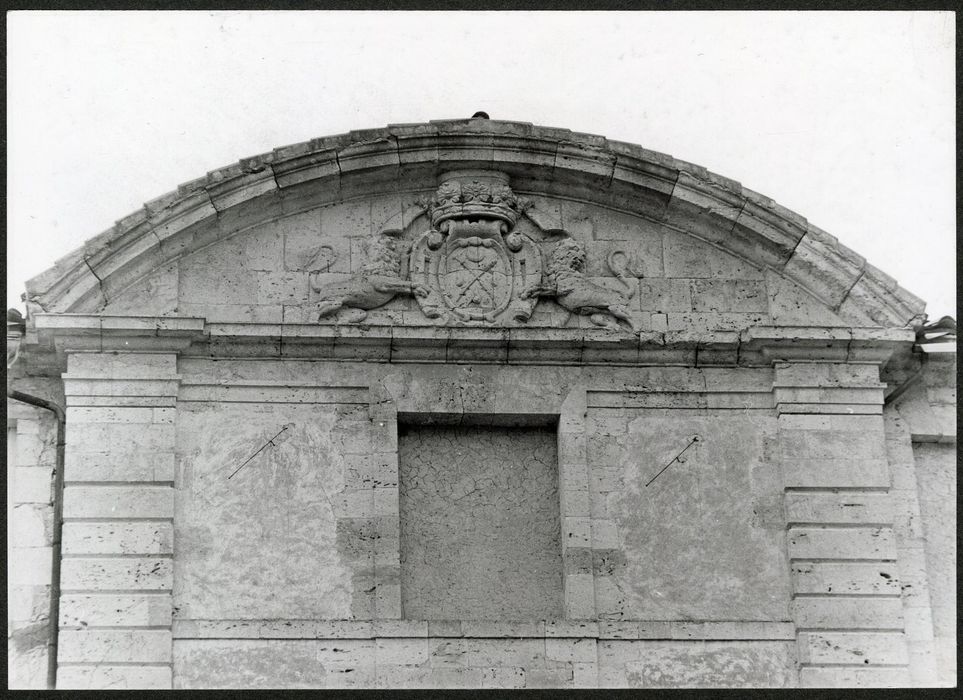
top-left (24, 119), bottom-right (926, 329)
top-left (26, 314), bottom-right (913, 370)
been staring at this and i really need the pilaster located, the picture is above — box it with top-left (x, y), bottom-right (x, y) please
top-left (55, 352), bottom-right (180, 689)
top-left (558, 386), bottom-right (596, 621)
top-left (771, 359), bottom-right (910, 687)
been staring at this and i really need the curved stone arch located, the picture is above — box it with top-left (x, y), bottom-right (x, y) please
top-left (24, 119), bottom-right (926, 328)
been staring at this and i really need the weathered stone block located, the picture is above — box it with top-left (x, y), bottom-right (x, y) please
top-left (62, 521), bottom-right (174, 555)
top-left (9, 502), bottom-right (53, 544)
top-left (62, 485), bottom-right (174, 519)
top-left (784, 491), bottom-right (894, 525)
top-left (64, 451), bottom-right (175, 483)
top-left (57, 664), bottom-right (172, 689)
top-left (172, 639), bottom-right (333, 688)
top-left (564, 573), bottom-right (596, 619)
top-left (66, 351), bottom-right (178, 377)
top-left (797, 631), bottom-right (908, 665)
top-left (59, 629), bottom-right (173, 663)
top-left (791, 596), bottom-right (904, 630)
top-left (787, 527), bottom-right (897, 560)
top-left (690, 279), bottom-right (768, 313)
top-left (375, 638), bottom-right (430, 665)
top-left (8, 584), bottom-right (50, 625)
top-left (67, 422), bottom-right (176, 454)
top-left (791, 561), bottom-right (900, 595)
top-left (60, 557), bottom-right (173, 591)
top-left (9, 546), bottom-right (53, 585)
top-left (10, 467), bottom-right (53, 503)
top-left (663, 231), bottom-right (765, 280)
top-left (467, 638), bottom-right (546, 668)
top-left (546, 637), bottom-right (598, 663)
top-left (598, 640), bottom-right (797, 688)
top-left (372, 619), bottom-right (427, 637)
top-left (638, 278), bottom-right (692, 313)
top-left (782, 227), bottom-right (864, 308)
top-left (178, 259), bottom-right (259, 305)
top-left (798, 666), bottom-right (910, 688)
top-left (780, 458), bottom-right (890, 489)
top-left (60, 593), bottom-right (172, 628)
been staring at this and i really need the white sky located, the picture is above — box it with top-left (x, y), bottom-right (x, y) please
top-left (6, 11), bottom-right (956, 320)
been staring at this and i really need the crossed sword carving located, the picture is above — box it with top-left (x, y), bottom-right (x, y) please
top-left (450, 254), bottom-right (498, 304)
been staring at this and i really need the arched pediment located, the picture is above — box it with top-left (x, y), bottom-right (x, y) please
top-left (24, 119), bottom-right (926, 331)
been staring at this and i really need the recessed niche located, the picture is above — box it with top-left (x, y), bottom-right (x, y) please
top-left (398, 420), bottom-right (563, 620)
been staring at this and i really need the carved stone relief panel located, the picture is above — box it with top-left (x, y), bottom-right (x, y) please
top-left (409, 172), bottom-right (542, 324)
top-left (310, 170), bottom-right (652, 333)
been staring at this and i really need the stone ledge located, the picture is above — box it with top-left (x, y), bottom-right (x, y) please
top-left (171, 619), bottom-right (796, 641)
top-left (23, 317), bottom-right (916, 371)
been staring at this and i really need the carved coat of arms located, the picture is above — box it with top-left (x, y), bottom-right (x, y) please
top-left (409, 174), bottom-right (542, 323)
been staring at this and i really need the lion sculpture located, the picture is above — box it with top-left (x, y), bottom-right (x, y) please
top-left (524, 237), bottom-right (641, 333)
top-left (312, 230), bottom-right (427, 323)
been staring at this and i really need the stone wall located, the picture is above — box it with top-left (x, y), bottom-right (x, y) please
top-left (7, 401), bottom-right (58, 688)
top-left (12, 121), bottom-right (949, 689)
top-left (155, 359), bottom-right (806, 687)
top-left (884, 352), bottom-right (956, 686)
top-left (171, 624), bottom-right (797, 689)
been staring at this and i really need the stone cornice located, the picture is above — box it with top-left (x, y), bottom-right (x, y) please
top-left (23, 315), bottom-right (913, 372)
top-left (23, 119), bottom-right (926, 329)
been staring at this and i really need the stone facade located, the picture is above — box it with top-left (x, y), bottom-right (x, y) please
top-left (6, 118), bottom-right (955, 688)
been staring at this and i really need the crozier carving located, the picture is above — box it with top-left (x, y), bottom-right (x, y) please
top-left (312, 230), bottom-right (427, 323)
top-left (409, 173), bottom-right (542, 323)
top-left (524, 237), bottom-right (642, 333)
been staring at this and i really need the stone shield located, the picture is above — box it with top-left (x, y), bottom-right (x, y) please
top-left (440, 236), bottom-right (512, 321)
top-left (409, 223), bottom-right (542, 324)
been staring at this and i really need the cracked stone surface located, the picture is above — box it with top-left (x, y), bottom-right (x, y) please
top-left (398, 425), bottom-right (563, 620)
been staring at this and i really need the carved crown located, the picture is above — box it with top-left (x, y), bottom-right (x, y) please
top-left (429, 174), bottom-right (521, 229)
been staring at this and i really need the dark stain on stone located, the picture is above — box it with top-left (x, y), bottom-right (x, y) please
top-left (880, 572), bottom-right (891, 579)
top-left (11, 621), bottom-right (49, 656)
top-left (593, 548), bottom-right (628, 576)
top-left (564, 547), bottom-right (593, 575)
